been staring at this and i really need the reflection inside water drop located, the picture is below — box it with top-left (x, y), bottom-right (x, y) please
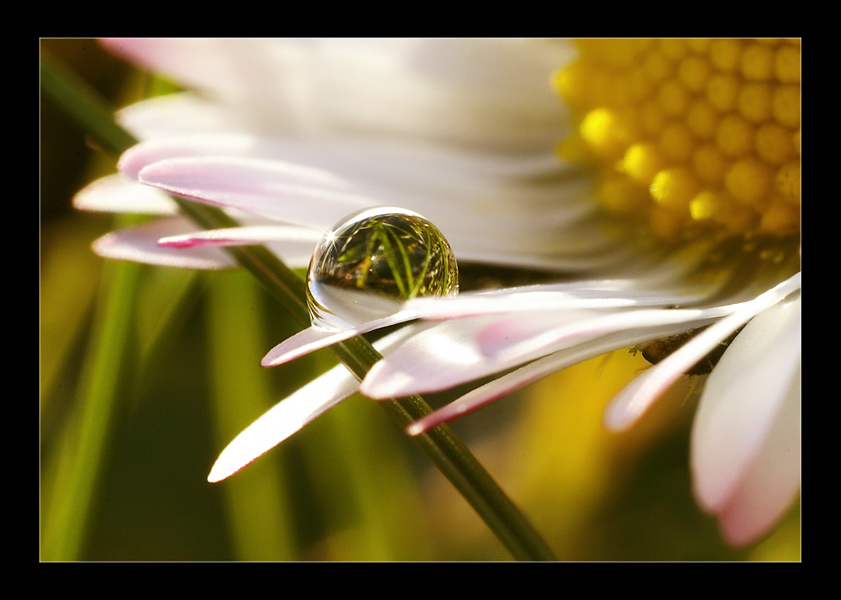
top-left (306, 207), bottom-right (459, 331)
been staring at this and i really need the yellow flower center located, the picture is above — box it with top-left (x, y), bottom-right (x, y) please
top-left (554, 39), bottom-right (800, 242)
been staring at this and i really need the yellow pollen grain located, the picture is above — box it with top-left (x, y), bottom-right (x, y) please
top-left (639, 101), bottom-right (668, 137)
top-left (659, 39), bottom-right (689, 62)
top-left (643, 51), bottom-right (675, 84)
top-left (598, 174), bottom-right (650, 213)
top-left (657, 79), bottom-right (692, 117)
top-left (738, 82), bottom-right (774, 123)
top-left (741, 43), bottom-right (775, 80)
top-left (716, 114), bottom-right (755, 158)
top-left (692, 144), bottom-right (729, 184)
top-left (755, 123), bottom-right (794, 165)
top-left (557, 38), bottom-right (801, 241)
top-left (706, 73), bottom-right (741, 113)
top-left (578, 38), bottom-right (654, 69)
top-left (773, 84), bottom-right (801, 128)
top-left (659, 121), bottom-right (697, 162)
top-left (687, 38), bottom-right (713, 54)
top-left (686, 97), bottom-right (720, 140)
top-left (678, 55), bottom-right (713, 92)
top-left (690, 190), bottom-right (724, 221)
top-left (774, 45), bottom-right (800, 83)
top-left (552, 63), bottom-right (590, 107)
top-left (621, 142), bottom-right (666, 185)
top-left (580, 108), bottom-right (630, 161)
top-left (710, 39), bottom-right (743, 72)
top-left (651, 167), bottom-right (699, 212)
top-left (726, 157), bottom-right (773, 207)
top-left (621, 67), bottom-right (654, 103)
top-left (760, 197), bottom-right (800, 235)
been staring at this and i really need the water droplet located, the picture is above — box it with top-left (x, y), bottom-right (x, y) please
top-left (306, 207), bottom-right (459, 330)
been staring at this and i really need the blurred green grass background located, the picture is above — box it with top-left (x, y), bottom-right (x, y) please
top-left (40, 39), bottom-right (800, 562)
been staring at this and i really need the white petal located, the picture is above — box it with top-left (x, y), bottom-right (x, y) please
top-left (261, 327), bottom-right (356, 368)
top-left (691, 296), bottom-right (801, 517)
top-left (118, 133), bottom-right (568, 183)
top-left (405, 280), bottom-right (707, 320)
top-left (91, 217), bottom-right (237, 270)
top-left (73, 173), bottom-right (178, 215)
top-left (104, 38), bottom-right (572, 153)
top-left (117, 93), bottom-right (270, 139)
top-left (713, 365), bottom-right (800, 547)
top-left (478, 305), bottom-right (735, 364)
top-left (118, 134), bottom-right (586, 241)
top-left (117, 135), bottom-right (618, 270)
top-left (260, 311), bottom-right (420, 368)
top-left (207, 361), bottom-right (358, 483)
top-left (104, 39), bottom-right (293, 106)
top-left (360, 318), bottom-right (499, 398)
top-left (135, 156), bottom-right (372, 229)
top-left (718, 370), bottom-right (801, 546)
top-left (207, 328), bottom-right (414, 482)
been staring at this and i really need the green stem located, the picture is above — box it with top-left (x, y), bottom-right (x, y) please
top-left (40, 50), bottom-right (557, 561)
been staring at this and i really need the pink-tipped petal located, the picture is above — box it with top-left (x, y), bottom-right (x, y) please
top-left (406, 351), bottom-right (575, 435)
top-left (92, 217), bottom-right (237, 270)
top-left (157, 225), bottom-right (322, 248)
top-left (405, 324), bottom-right (687, 435)
top-left (691, 296), bottom-right (801, 525)
top-left (713, 369), bottom-right (800, 547)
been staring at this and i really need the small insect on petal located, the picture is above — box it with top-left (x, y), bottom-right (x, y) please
top-left (633, 325), bottom-right (744, 375)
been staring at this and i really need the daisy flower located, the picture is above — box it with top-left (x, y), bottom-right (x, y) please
top-left (75, 38), bottom-right (801, 550)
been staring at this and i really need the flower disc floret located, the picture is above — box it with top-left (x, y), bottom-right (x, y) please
top-left (554, 38), bottom-right (801, 241)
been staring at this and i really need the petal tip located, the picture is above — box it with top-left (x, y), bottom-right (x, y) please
top-left (206, 463), bottom-right (233, 483)
top-left (405, 422), bottom-right (425, 436)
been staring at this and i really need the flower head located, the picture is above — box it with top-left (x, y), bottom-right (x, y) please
top-left (77, 38), bottom-right (800, 551)
top-left (555, 39), bottom-right (800, 241)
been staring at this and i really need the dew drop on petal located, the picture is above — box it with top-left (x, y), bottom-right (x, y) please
top-left (306, 207), bottom-right (459, 331)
